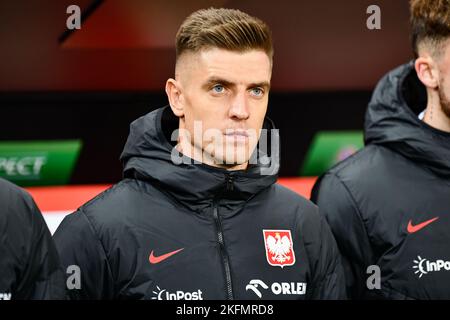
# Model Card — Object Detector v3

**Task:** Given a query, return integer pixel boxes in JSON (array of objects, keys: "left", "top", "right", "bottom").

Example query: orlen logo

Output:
[
  {"left": 245, "top": 279, "right": 307, "bottom": 299},
  {"left": 151, "top": 285, "right": 203, "bottom": 300},
  {"left": 413, "top": 255, "right": 450, "bottom": 278}
]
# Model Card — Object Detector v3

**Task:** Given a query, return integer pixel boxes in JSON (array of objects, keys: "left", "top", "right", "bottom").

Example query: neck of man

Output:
[
  {"left": 176, "top": 125, "right": 249, "bottom": 171},
  {"left": 423, "top": 90, "right": 450, "bottom": 133}
]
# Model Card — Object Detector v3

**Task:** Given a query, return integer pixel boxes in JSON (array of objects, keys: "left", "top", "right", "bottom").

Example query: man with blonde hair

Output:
[{"left": 54, "top": 8, "right": 345, "bottom": 300}]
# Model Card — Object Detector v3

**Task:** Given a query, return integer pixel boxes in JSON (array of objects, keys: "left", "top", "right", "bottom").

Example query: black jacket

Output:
[
  {"left": 0, "top": 178, "right": 65, "bottom": 300},
  {"left": 312, "top": 62, "right": 450, "bottom": 299},
  {"left": 54, "top": 106, "right": 346, "bottom": 300}
]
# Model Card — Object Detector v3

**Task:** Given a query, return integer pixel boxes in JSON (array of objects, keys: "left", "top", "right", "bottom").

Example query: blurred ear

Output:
[
  {"left": 415, "top": 55, "right": 439, "bottom": 89},
  {"left": 165, "top": 78, "right": 185, "bottom": 118}
]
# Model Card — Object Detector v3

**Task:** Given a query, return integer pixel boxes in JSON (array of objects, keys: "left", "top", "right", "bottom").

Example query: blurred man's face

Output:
[{"left": 168, "top": 48, "right": 272, "bottom": 170}]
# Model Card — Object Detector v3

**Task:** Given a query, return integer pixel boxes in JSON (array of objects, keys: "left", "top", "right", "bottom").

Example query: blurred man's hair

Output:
[
  {"left": 175, "top": 8, "right": 273, "bottom": 63},
  {"left": 410, "top": 0, "right": 450, "bottom": 58}
]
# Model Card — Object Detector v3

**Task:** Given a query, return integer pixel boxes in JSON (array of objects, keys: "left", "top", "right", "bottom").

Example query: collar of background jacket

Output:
[
  {"left": 365, "top": 61, "right": 450, "bottom": 180},
  {"left": 120, "top": 106, "right": 279, "bottom": 214}
]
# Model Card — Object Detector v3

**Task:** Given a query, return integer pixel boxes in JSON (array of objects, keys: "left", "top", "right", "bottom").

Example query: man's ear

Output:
[
  {"left": 165, "top": 78, "right": 184, "bottom": 117},
  {"left": 415, "top": 55, "right": 439, "bottom": 89}
]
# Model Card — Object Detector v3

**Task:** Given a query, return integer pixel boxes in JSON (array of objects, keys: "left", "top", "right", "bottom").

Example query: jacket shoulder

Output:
[
  {"left": 0, "top": 178, "right": 39, "bottom": 226},
  {"left": 0, "top": 178, "right": 34, "bottom": 209},
  {"left": 81, "top": 179, "right": 134, "bottom": 209},
  {"left": 327, "top": 145, "right": 378, "bottom": 177},
  {"left": 272, "top": 183, "right": 318, "bottom": 213},
  {"left": 324, "top": 144, "right": 401, "bottom": 184},
  {"left": 269, "top": 184, "right": 320, "bottom": 226},
  {"left": 77, "top": 179, "right": 144, "bottom": 224}
]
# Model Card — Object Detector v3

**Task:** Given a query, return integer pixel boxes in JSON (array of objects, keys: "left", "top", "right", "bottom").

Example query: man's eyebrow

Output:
[
  {"left": 202, "top": 77, "right": 235, "bottom": 89},
  {"left": 202, "top": 77, "right": 270, "bottom": 90}
]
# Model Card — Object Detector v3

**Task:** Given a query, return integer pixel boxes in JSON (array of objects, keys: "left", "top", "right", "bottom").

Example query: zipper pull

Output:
[{"left": 226, "top": 174, "right": 234, "bottom": 192}]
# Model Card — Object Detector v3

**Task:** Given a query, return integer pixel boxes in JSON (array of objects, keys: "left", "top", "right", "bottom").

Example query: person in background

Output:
[
  {"left": 0, "top": 177, "right": 65, "bottom": 299},
  {"left": 312, "top": 0, "right": 450, "bottom": 299}
]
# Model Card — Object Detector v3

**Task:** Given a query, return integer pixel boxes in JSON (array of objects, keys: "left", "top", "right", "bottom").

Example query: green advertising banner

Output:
[
  {"left": 0, "top": 140, "right": 82, "bottom": 186},
  {"left": 301, "top": 131, "right": 364, "bottom": 176}
]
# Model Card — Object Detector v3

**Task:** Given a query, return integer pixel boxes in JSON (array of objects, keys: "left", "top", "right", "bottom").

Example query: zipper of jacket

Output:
[
  {"left": 225, "top": 174, "right": 234, "bottom": 192},
  {"left": 212, "top": 174, "right": 234, "bottom": 300}
]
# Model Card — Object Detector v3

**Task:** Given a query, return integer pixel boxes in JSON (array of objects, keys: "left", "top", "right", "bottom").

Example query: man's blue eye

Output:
[
  {"left": 251, "top": 88, "right": 263, "bottom": 96},
  {"left": 212, "top": 85, "right": 224, "bottom": 93}
]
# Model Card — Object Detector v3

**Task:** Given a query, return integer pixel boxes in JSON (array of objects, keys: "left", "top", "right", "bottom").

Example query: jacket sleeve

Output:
[
  {"left": 311, "top": 173, "right": 375, "bottom": 299},
  {"left": 302, "top": 204, "right": 347, "bottom": 300},
  {"left": 0, "top": 186, "right": 65, "bottom": 300},
  {"left": 53, "top": 209, "right": 115, "bottom": 299}
]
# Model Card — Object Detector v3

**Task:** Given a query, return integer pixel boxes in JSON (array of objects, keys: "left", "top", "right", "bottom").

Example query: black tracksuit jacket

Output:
[
  {"left": 312, "top": 62, "right": 450, "bottom": 299},
  {"left": 54, "top": 106, "right": 346, "bottom": 300},
  {"left": 0, "top": 178, "right": 65, "bottom": 299}
]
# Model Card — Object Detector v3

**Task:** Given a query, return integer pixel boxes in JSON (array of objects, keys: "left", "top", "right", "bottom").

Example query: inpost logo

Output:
[
  {"left": 413, "top": 255, "right": 450, "bottom": 278},
  {"left": 151, "top": 285, "right": 203, "bottom": 300}
]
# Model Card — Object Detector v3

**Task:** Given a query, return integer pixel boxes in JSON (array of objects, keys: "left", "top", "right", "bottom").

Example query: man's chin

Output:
[{"left": 220, "top": 147, "right": 255, "bottom": 165}]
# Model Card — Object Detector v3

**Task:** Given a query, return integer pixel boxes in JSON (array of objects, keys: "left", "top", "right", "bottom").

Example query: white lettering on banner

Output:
[{"left": 0, "top": 156, "right": 46, "bottom": 177}]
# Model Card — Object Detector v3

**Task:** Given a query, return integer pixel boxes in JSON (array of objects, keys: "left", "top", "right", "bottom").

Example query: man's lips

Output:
[
  {"left": 224, "top": 131, "right": 249, "bottom": 143},
  {"left": 224, "top": 130, "right": 249, "bottom": 137}
]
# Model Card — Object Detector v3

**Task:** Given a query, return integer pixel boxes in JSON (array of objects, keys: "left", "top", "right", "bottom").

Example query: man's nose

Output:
[{"left": 229, "top": 92, "right": 250, "bottom": 120}]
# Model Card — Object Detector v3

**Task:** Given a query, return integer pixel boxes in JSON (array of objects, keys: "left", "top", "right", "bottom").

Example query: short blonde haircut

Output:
[{"left": 175, "top": 8, "right": 273, "bottom": 62}]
